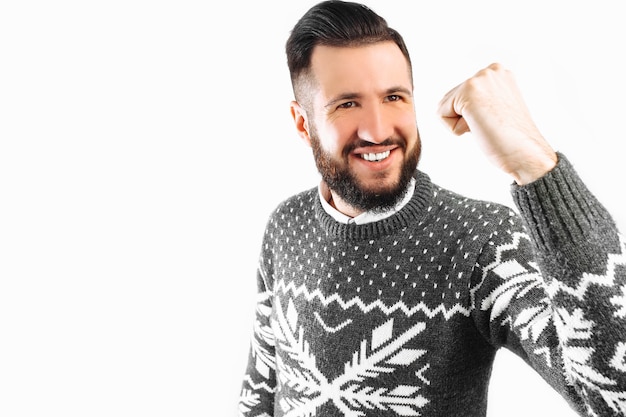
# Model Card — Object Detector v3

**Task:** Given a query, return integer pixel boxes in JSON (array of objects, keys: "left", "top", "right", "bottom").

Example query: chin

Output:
[
  {"left": 358, "top": 172, "right": 401, "bottom": 192},
  {"left": 362, "top": 182, "right": 400, "bottom": 196}
]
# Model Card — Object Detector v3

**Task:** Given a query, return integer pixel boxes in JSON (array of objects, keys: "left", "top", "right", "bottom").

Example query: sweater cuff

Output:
[{"left": 511, "top": 152, "right": 615, "bottom": 255}]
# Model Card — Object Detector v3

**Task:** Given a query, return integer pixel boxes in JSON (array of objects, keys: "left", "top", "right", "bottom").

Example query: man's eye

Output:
[
  {"left": 386, "top": 95, "right": 401, "bottom": 102},
  {"left": 338, "top": 101, "right": 355, "bottom": 109}
]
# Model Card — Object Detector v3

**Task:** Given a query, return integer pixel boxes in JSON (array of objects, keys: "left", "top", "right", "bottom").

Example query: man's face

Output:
[{"left": 297, "top": 41, "right": 421, "bottom": 212}]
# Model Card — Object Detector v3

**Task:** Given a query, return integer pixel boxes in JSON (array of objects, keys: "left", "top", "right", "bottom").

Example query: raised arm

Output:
[{"left": 444, "top": 64, "right": 626, "bottom": 415}]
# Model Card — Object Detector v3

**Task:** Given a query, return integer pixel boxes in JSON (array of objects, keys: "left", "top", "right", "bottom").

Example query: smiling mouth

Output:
[{"left": 361, "top": 150, "right": 391, "bottom": 162}]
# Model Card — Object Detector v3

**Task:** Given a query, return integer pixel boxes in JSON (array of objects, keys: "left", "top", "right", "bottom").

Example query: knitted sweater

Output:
[{"left": 238, "top": 154, "right": 626, "bottom": 416}]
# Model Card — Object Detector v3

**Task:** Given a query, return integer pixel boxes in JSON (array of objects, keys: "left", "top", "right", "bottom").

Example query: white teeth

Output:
[{"left": 361, "top": 150, "right": 391, "bottom": 162}]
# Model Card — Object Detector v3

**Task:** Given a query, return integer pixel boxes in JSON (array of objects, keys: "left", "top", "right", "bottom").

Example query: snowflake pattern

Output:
[
  {"left": 238, "top": 164, "right": 626, "bottom": 417},
  {"left": 478, "top": 231, "right": 626, "bottom": 414},
  {"left": 554, "top": 308, "right": 626, "bottom": 414},
  {"left": 473, "top": 232, "right": 555, "bottom": 368},
  {"left": 251, "top": 291, "right": 276, "bottom": 379},
  {"left": 272, "top": 297, "right": 429, "bottom": 416}
]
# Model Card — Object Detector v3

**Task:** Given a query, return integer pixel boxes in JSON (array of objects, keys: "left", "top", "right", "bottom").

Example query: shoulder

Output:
[
  {"left": 263, "top": 186, "right": 319, "bottom": 230},
  {"left": 431, "top": 183, "right": 520, "bottom": 225},
  {"left": 272, "top": 186, "right": 318, "bottom": 215}
]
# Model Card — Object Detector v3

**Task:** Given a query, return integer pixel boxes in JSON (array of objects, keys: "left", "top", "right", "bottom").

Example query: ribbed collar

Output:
[
  {"left": 314, "top": 170, "right": 434, "bottom": 240},
  {"left": 318, "top": 177, "right": 417, "bottom": 225}
]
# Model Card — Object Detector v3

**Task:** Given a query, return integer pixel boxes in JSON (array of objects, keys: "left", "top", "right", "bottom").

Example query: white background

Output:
[{"left": 1, "top": 1, "right": 624, "bottom": 416}]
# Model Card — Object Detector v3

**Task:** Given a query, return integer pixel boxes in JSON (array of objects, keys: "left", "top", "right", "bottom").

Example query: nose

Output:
[{"left": 357, "top": 103, "right": 393, "bottom": 144}]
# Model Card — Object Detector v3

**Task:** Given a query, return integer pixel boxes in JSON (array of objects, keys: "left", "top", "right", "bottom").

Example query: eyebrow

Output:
[{"left": 324, "top": 86, "right": 413, "bottom": 109}]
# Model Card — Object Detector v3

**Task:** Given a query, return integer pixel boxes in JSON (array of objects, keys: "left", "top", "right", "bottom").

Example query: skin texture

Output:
[
  {"left": 291, "top": 42, "right": 420, "bottom": 218},
  {"left": 291, "top": 44, "right": 558, "bottom": 218},
  {"left": 437, "top": 63, "right": 557, "bottom": 185}
]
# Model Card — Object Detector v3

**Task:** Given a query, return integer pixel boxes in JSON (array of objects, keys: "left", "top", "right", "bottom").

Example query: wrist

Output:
[{"left": 512, "top": 151, "right": 558, "bottom": 185}]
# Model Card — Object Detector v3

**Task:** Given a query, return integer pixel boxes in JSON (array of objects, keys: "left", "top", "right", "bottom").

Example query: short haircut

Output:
[{"left": 286, "top": 0, "right": 413, "bottom": 106}]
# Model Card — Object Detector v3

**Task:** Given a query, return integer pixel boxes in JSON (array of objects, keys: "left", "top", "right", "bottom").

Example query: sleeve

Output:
[
  {"left": 471, "top": 153, "right": 626, "bottom": 416},
  {"left": 238, "top": 258, "right": 276, "bottom": 417}
]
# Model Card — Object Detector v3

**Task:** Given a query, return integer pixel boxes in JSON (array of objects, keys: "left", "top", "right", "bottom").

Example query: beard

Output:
[{"left": 309, "top": 127, "right": 421, "bottom": 213}]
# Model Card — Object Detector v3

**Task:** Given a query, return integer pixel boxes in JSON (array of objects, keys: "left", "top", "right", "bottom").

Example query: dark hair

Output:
[{"left": 286, "top": 0, "right": 412, "bottom": 102}]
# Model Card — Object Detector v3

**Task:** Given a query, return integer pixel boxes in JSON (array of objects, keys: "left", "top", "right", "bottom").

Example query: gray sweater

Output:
[{"left": 239, "top": 154, "right": 626, "bottom": 416}]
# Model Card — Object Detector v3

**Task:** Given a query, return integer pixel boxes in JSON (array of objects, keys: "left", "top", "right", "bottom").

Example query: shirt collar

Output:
[{"left": 318, "top": 177, "right": 416, "bottom": 225}]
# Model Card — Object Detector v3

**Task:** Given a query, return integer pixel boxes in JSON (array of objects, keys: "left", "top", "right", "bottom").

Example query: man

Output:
[{"left": 238, "top": 1, "right": 626, "bottom": 416}]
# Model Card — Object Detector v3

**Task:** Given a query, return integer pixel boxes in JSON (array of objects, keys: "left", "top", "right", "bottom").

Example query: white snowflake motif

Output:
[
  {"left": 252, "top": 292, "right": 277, "bottom": 379},
  {"left": 238, "top": 388, "right": 261, "bottom": 415},
  {"left": 478, "top": 254, "right": 554, "bottom": 366},
  {"left": 554, "top": 308, "right": 626, "bottom": 414},
  {"left": 473, "top": 233, "right": 553, "bottom": 348},
  {"left": 478, "top": 234, "right": 626, "bottom": 414},
  {"left": 273, "top": 297, "right": 429, "bottom": 416}
]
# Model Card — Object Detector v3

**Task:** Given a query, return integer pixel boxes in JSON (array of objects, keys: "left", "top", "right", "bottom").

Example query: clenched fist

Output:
[{"left": 437, "top": 63, "right": 558, "bottom": 185}]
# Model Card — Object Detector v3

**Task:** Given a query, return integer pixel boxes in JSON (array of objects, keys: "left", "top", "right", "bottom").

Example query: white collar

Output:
[{"left": 318, "top": 177, "right": 416, "bottom": 225}]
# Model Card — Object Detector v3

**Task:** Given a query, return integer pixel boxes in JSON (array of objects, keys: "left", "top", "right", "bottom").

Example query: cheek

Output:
[
  {"left": 397, "top": 113, "right": 418, "bottom": 141},
  {"left": 315, "top": 119, "right": 354, "bottom": 155}
]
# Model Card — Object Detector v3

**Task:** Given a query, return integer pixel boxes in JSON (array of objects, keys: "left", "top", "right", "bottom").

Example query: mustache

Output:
[{"left": 343, "top": 137, "right": 405, "bottom": 156}]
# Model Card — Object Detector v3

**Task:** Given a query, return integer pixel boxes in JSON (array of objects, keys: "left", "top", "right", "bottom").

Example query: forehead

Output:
[{"left": 309, "top": 41, "right": 412, "bottom": 97}]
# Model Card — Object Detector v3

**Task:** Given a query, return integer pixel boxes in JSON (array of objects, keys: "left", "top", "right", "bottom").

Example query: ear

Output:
[{"left": 290, "top": 100, "right": 312, "bottom": 147}]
